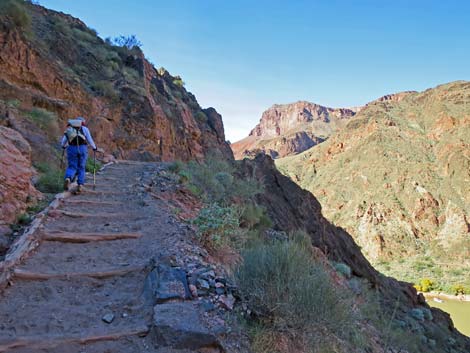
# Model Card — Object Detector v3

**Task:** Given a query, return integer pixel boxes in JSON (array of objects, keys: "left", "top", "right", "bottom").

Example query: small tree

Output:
[
  {"left": 173, "top": 76, "right": 185, "bottom": 88},
  {"left": 111, "top": 35, "right": 142, "bottom": 49}
]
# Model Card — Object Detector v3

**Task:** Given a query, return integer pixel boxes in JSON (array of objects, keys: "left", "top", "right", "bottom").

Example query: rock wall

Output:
[{"left": 0, "top": 127, "right": 40, "bottom": 237}]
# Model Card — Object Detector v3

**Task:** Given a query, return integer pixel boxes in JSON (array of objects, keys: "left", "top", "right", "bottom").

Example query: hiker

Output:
[{"left": 60, "top": 117, "right": 97, "bottom": 193}]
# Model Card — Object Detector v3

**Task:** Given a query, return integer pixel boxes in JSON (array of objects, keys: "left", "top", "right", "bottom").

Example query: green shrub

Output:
[
  {"left": 27, "top": 107, "right": 59, "bottom": 135},
  {"left": 167, "top": 160, "right": 184, "bottom": 174},
  {"left": 451, "top": 284, "right": 468, "bottom": 295},
  {"left": 27, "top": 107, "right": 55, "bottom": 126},
  {"left": 7, "top": 99, "right": 20, "bottom": 108},
  {"left": 173, "top": 77, "right": 185, "bottom": 88},
  {"left": 414, "top": 278, "right": 436, "bottom": 293},
  {"left": 123, "top": 67, "right": 141, "bottom": 85},
  {"left": 35, "top": 162, "right": 63, "bottom": 194},
  {"left": 16, "top": 213, "right": 32, "bottom": 225},
  {"left": 0, "top": 0, "right": 31, "bottom": 30},
  {"left": 333, "top": 262, "right": 352, "bottom": 279},
  {"left": 181, "top": 157, "right": 262, "bottom": 205},
  {"left": 72, "top": 28, "right": 97, "bottom": 43},
  {"left": 91, "top": 80, "right": 119, "bottom": 101},
  {"left": 85, "top": 157, "right": 102, "bottom": 173},
  {"left": 111, "top": 34, "right": 142, "bottom": 49},
  {"left": 192, "top": 203, "right": 240, "bottom": 248},
  {"left": 361, "top": 294, "right": 423, "bottom": 353},
  {"left": 236, "top": 240, "right": 352, "bottom": 334},
  {"left": 195, "top": 111, "right": 208, "bottom": 123},
  {"left": 240, "top": 203, "right": 272, "bottom": 230}
]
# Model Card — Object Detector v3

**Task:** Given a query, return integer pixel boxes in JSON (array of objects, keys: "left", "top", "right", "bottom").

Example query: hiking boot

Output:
[
  {"left": 76, "top": 185, "right": 82, "bottom": 194},
  {"left": 64, "top": 178, "right": 71, "bottom": 191}
]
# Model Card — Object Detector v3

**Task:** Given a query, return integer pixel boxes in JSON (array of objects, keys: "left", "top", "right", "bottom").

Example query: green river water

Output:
[{"left": 427, "top": 297, "right": 470, "bottom": 337}]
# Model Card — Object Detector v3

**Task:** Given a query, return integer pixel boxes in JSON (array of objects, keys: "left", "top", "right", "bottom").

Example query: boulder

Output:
[{"left": 153, "top": 302, "right": 224, "bottom": 351}]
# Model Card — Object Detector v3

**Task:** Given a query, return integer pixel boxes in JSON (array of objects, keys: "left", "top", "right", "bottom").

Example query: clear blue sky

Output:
[{"left": 39, "top": 0, "right": 470, "bottom": 141}]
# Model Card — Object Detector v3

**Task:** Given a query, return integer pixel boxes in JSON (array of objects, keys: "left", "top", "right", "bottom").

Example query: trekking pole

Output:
[
  {"left": 59, "top": 147, "right": 65, "bottom": 190},
  {"left": 93, "top": 149, "right": 96, "bottom": 190},
  {"left": 60, "top": 147, "right": 65, "bottom": 170}
]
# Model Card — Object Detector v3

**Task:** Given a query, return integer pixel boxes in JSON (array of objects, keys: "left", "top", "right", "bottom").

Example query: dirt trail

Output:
[{"left": 0, "top": 162, "right": 234, "bottom": 353}]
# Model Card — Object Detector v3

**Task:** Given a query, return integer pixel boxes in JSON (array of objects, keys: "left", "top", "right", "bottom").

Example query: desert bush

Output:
[
  {"left": 333, "top": 262, "right": 352, "bottom": 279},
  {"left": 167, "top": 160, "right": 184, "bottom": 174},
  {"left": 7, "top": 99, "right": 20, "bottom": 108},
  {"left": 111, "top": 34, "right": 142, "bottom": 49},
  {"left": 173, "top": 76, "right": 185, "bottom": 88},
  {"left": 240, "top": 203, "right": 272, "bottom": 230},
  {"left": 236, "top": 240, "right": 352, "bottom": 335},
  {"left": 414, "top": 278, "right": 436, "bottom": 292},
  {"left": 91, "top": 80, "right": 119, "bottom": 101},
  {"left": 0, "top": 0, "right": 31, "bottom": 30},
  {"left": 35, "top": 162, "right": 63, "bottom": 194},
  {"left": 123, "top": 67, "right": 141, "bottom": 86},
  {"left": 192, "top": 203, "right": 240, "bottom": 248},
  {"left": 51, "top": 15, "right": 72, "bottom": 36},
  {"left": 16, "top": 213, "right": 32, "bottom": 226},
  {"left": 85, "top": 157, "right": 102, "bottom": 173},
  {"left": 195, "top": 111, "right": 208, "bottom": 123},
  {"left": 179, "top": 157, "right": 262, "bottom": 205},
  {"left": 361, "top": 294, "right": 423, "bottom": 353},
  {"left": 451, "top": 284, "right": 469, "bottom": 295},
  {"left": 27, "top": 107, "right": 59, "bottom": 135},
  {"left": 27, "top": 107, "right": 55, "bottom": 126},
  {"left": 72, "top": 27, "right": 97, "bottom": 43}
]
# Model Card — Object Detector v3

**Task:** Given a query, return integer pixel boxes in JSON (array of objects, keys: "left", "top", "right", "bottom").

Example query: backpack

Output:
[{"left": 64, "top": 119, "right": 87, "bottom": 144}]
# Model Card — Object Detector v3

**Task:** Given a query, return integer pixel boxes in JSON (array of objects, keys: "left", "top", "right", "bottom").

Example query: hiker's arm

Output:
[
  {"left": 83, "top": 127, "right": 97, "bottom": 150},
  {"left": 60, "top": 135, "right": 68, "bottom": 148}
]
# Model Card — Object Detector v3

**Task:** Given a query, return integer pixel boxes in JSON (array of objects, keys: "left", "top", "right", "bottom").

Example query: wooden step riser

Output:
[
  {"left": 43, "top": 232, "right": 142, "bottom": 243},
  {"left": 13, "top": 266, "right": 145, "bottom": 280},
  {"left": 0, "top": 326, "right": 150, "bottom": 352}
]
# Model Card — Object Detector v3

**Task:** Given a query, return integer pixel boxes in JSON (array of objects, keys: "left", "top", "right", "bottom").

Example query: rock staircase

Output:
[{"left": 0, "top": 162, "right": 230, "bottom": 353}]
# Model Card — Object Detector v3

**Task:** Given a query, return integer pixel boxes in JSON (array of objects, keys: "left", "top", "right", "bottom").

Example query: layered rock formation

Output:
[
  {"left": 231, "top": 101, "right": 359, "bottom": 159},
  {"left": 277, "top": 81, "right": 470, "bottom": 286},
  {"left": 0, "top": 2, "right": 232, "bottom": 166}
]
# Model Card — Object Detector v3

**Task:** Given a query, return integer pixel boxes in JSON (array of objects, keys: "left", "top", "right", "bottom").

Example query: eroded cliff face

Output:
[
  {"left": 0, "top": 126, "right": 40, "bottom": 239},
  {"left": 231, "top": 101, "right": 358, "bottom": 159},
  {"left": 0, "top": 3, "right": 232, "bottom": 165}
]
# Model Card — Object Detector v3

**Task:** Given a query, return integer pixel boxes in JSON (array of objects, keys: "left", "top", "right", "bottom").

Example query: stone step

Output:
[
  {"left": 43, "top": 231, "right": 142, "bottom": 243},
  {"left": 153, "top": 302, "right": 225, "bottom": 352}
]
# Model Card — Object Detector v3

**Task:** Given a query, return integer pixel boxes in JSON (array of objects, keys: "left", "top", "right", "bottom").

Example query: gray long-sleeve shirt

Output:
[{"left": 61, "top": 126, "right": 97, "bottom": 150}]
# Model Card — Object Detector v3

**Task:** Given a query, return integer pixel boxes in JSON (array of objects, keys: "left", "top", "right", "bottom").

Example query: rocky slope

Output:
[
  {"left": 231, "top": 101, "right": 359, "bottom": 159},
  {"left": 0, "top": 126, "right": 40, "bottom": 246},
  {"left": 0, "top": 0, "right": 232, "bottom": 230},
  {"left": 277, "top": 81, "right": 470, "bottom": 289},
  {"left": 0, "top": 1, "right": 232, "bottom": 164}
]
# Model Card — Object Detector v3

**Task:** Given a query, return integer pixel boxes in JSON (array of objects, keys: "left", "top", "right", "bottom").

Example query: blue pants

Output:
[{"left": 65, "top": 145, "right": 88, "bottom": 185}]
